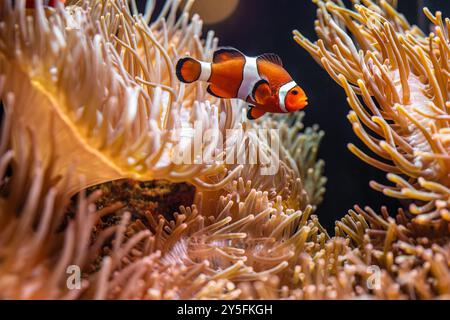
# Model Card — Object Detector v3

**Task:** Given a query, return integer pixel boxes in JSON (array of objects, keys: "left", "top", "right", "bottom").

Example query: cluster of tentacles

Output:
[
  {"left": 291, "top": 0, "right": 450, "bottom": 299},
  {"left": 2, "top": 115, "right": 448, "bottom": 299},
  {"left": 0, "top": 0, "right": 449, "bottom": 300},
  {"left": 0, "top": 0, "right": 327, "bottom": 299},
  {"left": 0, "top": 102, "right": 330, "bottom": 298},
  {"left": 295, "top": 0, "right": 450, "bottom": 226}
]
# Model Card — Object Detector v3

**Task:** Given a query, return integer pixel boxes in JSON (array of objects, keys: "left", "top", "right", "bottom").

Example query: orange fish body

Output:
[{"left": 176, "top": 47, "right": 308, "bottom": 120}]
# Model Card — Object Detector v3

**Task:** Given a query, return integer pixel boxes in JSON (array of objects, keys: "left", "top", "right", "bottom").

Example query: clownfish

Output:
[{"left": 176, "top": 47, "right": 308, "bottom": 120}]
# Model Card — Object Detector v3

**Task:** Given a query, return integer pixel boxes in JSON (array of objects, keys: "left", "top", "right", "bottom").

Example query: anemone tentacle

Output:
[{"left": 294, "top": 0, "right": 450, "bottom": 224}]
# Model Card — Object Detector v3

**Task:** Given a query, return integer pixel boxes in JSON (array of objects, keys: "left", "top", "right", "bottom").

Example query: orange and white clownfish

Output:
[{"left": 175, "top": 47, "right": 308, "bottom": 120}]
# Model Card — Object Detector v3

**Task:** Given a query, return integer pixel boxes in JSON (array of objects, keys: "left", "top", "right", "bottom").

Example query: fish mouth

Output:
[
  {"left": 298, "top": 98, "right": 308, "bottom": 110},
  {"left": 287, "top": 97, "right": 308, "bottom": 112}
]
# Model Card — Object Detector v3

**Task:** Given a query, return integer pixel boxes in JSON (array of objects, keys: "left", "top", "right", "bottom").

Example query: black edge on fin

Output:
[
  {"left": 207, "top": 85, "right": 225, "bottom": 98},
  {"left": 251, "top": 79, "right": 270, "bottom": 101},
  {"left": 257, "top": 53, "right": 283, "bottom": 66},
  {"left": 247, "top": 106, "right": 256, "bottom": 120},
  {"left": 213, "top": 47, "right": 245, "bottom": 63}
]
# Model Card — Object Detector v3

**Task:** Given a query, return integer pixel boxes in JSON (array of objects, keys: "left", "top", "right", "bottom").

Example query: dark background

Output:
[{"left": 157, "top": 0, "right": 449, "bottom": 230}]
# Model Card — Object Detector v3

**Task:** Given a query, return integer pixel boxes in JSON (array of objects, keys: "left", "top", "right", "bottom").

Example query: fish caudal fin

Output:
[{"left": 176, "top": 57, "right": 202, "bottom": 83}]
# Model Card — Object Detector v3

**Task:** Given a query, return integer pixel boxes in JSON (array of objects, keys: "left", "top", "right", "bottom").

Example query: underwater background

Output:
[{"left": 1, "top": 0, "right": 449, "bottom": 299}]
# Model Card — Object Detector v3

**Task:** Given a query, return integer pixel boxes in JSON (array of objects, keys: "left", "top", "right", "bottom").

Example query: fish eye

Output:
[{"left": 291, "top": 90, "right": 298, "bottom": 95}]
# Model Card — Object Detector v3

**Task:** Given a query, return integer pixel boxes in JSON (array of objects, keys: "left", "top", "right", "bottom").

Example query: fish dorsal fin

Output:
[
  {"left": 258, "top": 53, "right": 283, "bottom": 66},
  {"left": 213, "top": 47, "right": 245, "bottom": 63}
]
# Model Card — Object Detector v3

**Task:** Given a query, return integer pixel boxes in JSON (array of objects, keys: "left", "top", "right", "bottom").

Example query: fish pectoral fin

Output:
[
  {"left": 207, "top": 84, "right": 233, "bottom": 99},
  {"left": 247, "top": 106, "right": 266, "bottom": 120},
  {"left": 251, "top": 79, "right": 271, "bottom": 105},
  {"left": 213, "top": 47, "right": 245, "bottom": 63}
]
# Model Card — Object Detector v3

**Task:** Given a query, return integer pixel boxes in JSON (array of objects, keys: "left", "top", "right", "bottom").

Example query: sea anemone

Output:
[
  {"left": 0, "top": 108, "right": 327, "bottom": 299},
  {"left": 0, "top": 0, "right": 328, "bottom": 299},
  {"left": 2, "top": 0, "right": 447, "bottom": 301},
  {"left": 0, "top": 0, "right": 244, "bottom": 197},
  {"left": 294, "top": 0, "right": 450, "bottom": 225}
]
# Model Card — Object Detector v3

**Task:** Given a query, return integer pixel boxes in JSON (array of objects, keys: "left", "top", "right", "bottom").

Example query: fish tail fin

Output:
[{"left": 176, "top": 57, "right": 203, "bottom": 83}]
